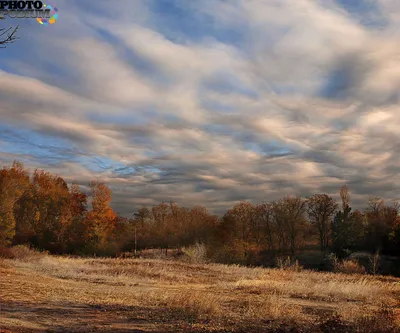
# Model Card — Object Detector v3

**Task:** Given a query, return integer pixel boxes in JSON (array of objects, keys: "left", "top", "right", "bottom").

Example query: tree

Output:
[
  {"left": 271, "top": 196, "right": 308, "bottom": 256},
  {"left": 208, "top": 201, "right": 256, "bottom": 264},
  {"left": 86, "top": 181, "right": 117, "bottom": 253},
  {"left": 66, "top": 184, "right": 88, "bottom": 253},
  {"left": 151, "top": 202, "right": 171, "bottom": 252},
  {"left": 185, "top": 205, "right": 217, "bottom": 245},
  {"left": 364, "top": 197, "right": 399, "bottom": 253},
  {"left": 340, "top": 185, "right": 350, "bottom": 209},
  {"left": 332, "top": 186, "right": 365, "bottom": 257},
  {"left": 225, "top": 201, "right": 256, "bottom": 260},
  {"left": 0, "top": 161, "right": 29, "bottom": 246},
  {"left": 0, "top": 18, "right": 18, "bottom": 47},
  {"left": 307, "top": 194, "right": 338, "bottom": 252},
  {"left": 131, "top": 206, "right": 152, "bottom": 250},
  {"left": 25, "top": 170, "right": 73, "bottom": 252},
  {"left": 254, "top": 203, "right": 275, "bottom": 252}
]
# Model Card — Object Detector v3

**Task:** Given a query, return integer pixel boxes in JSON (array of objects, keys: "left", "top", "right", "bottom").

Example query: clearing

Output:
[{"left": 1, "top": 250, "right": 399, "bottom": 332}]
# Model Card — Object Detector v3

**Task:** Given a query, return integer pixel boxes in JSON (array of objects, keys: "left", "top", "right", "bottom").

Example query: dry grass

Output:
[
  {"left": 1, "top": 247, "right": 399, "bottom": 332},
  {"left": 334, "top": 258, "right": 367, "bottom": 275}
]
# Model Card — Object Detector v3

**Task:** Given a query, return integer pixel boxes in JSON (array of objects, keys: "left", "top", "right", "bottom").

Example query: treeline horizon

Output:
[{"left": 1, "top": 161, "right": 399, "bottom": 265}]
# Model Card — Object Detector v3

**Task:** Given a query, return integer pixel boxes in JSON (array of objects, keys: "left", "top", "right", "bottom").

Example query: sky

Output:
[{"left": 0, "top": 0, "right": 399, "bottom": 215}]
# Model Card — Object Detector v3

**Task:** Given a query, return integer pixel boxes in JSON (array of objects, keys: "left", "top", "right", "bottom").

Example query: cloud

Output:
[{"left": 0, "top": 0, "right": 399, "bottom": 215}]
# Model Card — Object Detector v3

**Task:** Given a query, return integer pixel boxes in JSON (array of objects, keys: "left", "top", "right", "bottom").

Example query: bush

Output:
[
  {"left": 353, "top": 304, "right": 399, "bottom": 333},
  {"left": 156, "top": 290, "right": 221, "bottom": 320},
  {"left": 334, "top": 259, "right": 366, "bottom": 275},
  {"left": 318, "top": 304, "right": 399, "bottom": 333},
  {"left": 0, "top": 246, "right": 14, "bottom": 259},
  {"left": 0, "top": 245, "right": 46, "bottom": 260},
  {"left": 276, "top": 256, "right": 303, "bottom": 272},
  {"left": 181, "top": 243, "right": 208, "bottom": 264},
  {"left": 369, "top": 251, "right": 380, "bottom": 275},
  {"left": 318, "top": 313, "right": 350, "bottom": 333}
]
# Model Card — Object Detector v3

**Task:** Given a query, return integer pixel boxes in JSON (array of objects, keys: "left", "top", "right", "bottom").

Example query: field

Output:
[{"left": 1, "top": 248, "right": 400, "bottom": 333}]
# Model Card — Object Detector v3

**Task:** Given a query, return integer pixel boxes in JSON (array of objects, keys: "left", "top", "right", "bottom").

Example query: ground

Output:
[{"left": 1, "top": 249, "right": 399, "bottom": 332}]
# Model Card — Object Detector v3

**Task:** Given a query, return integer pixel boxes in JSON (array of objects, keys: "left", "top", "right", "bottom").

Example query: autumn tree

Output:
[
  {"left": 307, "top": 194, "right": 338, "bottom": 252},
  {"left": 0, "top": 161, "right": 29, "bottom": 246},
  {"left": 25, "top": 170, "right": 73, "bottom": 252},
  {"left": 206, "top": 201, "right": 255, "bottom": 264},
  {"left": 66, "top": 184, "right": 88, "bottom": 253},
  {"left": 13, "top": 182, "right": 36, "bottom": 244},
  {"left": 186, "top": 205, "right": 217, "bottom": 245},
  {"left": 86, "top": 181, "right": 117, "bottom": 254}
]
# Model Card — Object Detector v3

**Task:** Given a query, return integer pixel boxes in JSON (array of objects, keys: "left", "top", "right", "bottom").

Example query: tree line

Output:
[
  {"left": 208, "top": 188, "right": 400, "bottom": 264},
  {"left": 0, "top": 161, "right": 399, "bottom": 263}
]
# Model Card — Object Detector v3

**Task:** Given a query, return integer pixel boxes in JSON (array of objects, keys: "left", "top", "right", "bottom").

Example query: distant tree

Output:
[
  {"left": 225, "top": 201, "right": 256, "bottom": 260},
  {"left": 0, "top": 161, "right": 29, "bottom": 246},
  {"left": 86, "top": 181, "right": 117, "bottom": 253},
  {"left": 332, "top": 186, "right": 365, "bottom": 257},
  {"left": 340, "top": 185, "right": 350, "bottom": 209},
  {"left": 66, "top": 184, "right": 88, "bottom": 253},
  {"left": 272, "top": 196, "right": 308, "bottom": 256},
  {"left": 135, "top": 206, "right": 151, "bottom": 228},
  {"left": 26, "top": 170, "right": 73, "bottom": 252},
  {"left": 307, "top": 194, "right": 338, "bottom": 252},
  {"left": 151, "top": 202, "right": 171, "bottom": 252},
  {"left": 255, "top": 202, "right": 275, "bottom": 252},
  {"left": 208, "top": 201, "right": 256, "bottom": 264},
  {"left": 364, "top": 197, "right": 399, "bottom": 254},
  {"left": 13, "top": 182, "right": 36, "bottom": 244},
  {"left": 131, "top": 206, "right": 152, "bottom": 249},
  {"left": 390, "top": 220, "right": 400, "bottom": 256}
]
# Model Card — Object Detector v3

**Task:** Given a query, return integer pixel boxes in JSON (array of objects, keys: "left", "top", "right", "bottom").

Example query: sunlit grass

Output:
[{"left": 1, "top": 247, "right": 399, "bottom": 332}]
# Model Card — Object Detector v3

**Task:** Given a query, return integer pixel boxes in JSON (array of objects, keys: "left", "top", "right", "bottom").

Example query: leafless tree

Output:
[
  {"left": 0, "top": 18, "right": 18, "bottom": 48},
  {"left": 272, "top": 196, "right": 307, "bottom": 256},
  {"left": 340, "top": 185, "right": 350, "bottom": 210},
  {"left": 307, "top": 194, "right": 338, "bottom": 252}
]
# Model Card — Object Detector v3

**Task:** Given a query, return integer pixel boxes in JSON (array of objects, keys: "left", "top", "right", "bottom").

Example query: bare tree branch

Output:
[{"left": 0, "top": 17, "right": 19, "bottom": 48}]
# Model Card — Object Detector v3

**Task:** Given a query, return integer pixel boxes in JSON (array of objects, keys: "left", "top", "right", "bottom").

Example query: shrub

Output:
[
  {"left": 276, "top": 256, "right": 303, "bottom": 272},
  {"left": 0, "top": 245, "right": 47, "bottom": 261},
  {"left": 245, "top": 293, "right": 303, "bottom": 322},
  {"left": 181, "top": 243, "right": 208, "bottom": 264},
  {"left": 353, "top": 304, "right": 399, "bottom": 333},
  {"left": 0, "top": 246, "right": 14, "bottom": 259},
  {"left": 333, "top": 259, "right": 366, "bottom": 275},
  {"left": 318, "top": 313, "right": 350, "bottom": 333},
  {"left": 369, "top": 251, "right": 380, "bottom": 275},
  {"left": 157, "top": 290, "right": 221, "bottom": 320},
  {"left": 326, "top": 252, "right": 339, "bottom": 271}
]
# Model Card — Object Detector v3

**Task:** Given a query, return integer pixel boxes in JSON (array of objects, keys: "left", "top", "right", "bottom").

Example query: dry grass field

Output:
[{"left": 1, "top": 247, "right": 399, "bottom": 333}]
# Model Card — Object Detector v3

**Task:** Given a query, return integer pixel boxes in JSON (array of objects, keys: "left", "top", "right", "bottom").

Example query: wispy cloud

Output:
[{"left": 0, "top": 0, "right": 399, "bottom": 214}]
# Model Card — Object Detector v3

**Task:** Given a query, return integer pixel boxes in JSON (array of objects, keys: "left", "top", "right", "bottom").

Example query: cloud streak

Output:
[{"left": 0, "top": 0, "right": 399, "bottom": 214}]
